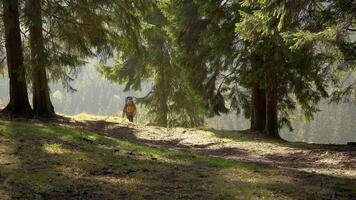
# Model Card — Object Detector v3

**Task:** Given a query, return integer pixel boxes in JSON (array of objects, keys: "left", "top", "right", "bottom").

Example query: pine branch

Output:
[
  {"left": 41, "top": 8, "right": 95, "bottom": 27},
  {"left": 20, "top": 29, "right": 29, "bottom": 40}
]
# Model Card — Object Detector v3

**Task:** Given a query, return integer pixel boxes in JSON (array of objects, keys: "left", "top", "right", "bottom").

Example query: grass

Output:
[
  {"left": 207, "top": 128, "right": 355, "bottom": 150},
  {"left": 0, "top": 119, "right": 355, "bottom": 199}
]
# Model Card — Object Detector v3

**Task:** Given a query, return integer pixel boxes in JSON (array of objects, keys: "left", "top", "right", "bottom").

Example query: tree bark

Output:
[
  {"left": 157, "top": 65, "right": 168, "bottom": 127},
  {"left": 265, "top": 77, "right": 280, "bottom": 139},
  {"left": 27, "top": 0, "right": 55, "bottom": 117},
  {"left": 250, "top": 82, "right": 266, "bottom": 131},
  {"left": 250, "top": 54, "right": 266, "bottom": 132},
  {"left": 1, "top": 0, "right": 33, "bottom": 116},
  {"left": 159, "top": 92, "right": 168, "bottom": 127}
]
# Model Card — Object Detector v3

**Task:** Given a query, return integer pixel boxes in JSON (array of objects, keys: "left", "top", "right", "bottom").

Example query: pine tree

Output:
[
  {"left": 22, "top": 0, "right": 145, "bottom": 117},
  {"left": 26, "top": 0, "right": 55, "bottom": 117},
  {"left": 236, "top": 0, "right": 355, "bottom": 138},
  {"left": 101, "top": 2, "right": 205, "bottom": 127},
  {"left": 1, "top": 0, "right": 33, "bottom": 116}
]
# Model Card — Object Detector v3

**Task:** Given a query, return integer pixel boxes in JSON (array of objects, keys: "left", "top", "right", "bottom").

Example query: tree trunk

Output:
[
  {"left": 1, "top": 0, "right": 33, "bottom": 116},
  {"left": 250, "top": 82, "right": 266, "bottom": 131},
  {"left": 27, "top": 0, "right": 55, "bottom": 117},
  {"left": 157, "top": 65, "right": 168, "bottom": 127},
  {"left": 159, "top": 94, "right": 168, "bottom": 127},
  {"left": 250, "top": 54, "right": 266, "bottom": 132},
  {"left": 265, "top": 78, "right": 280, "bottom": 139}
]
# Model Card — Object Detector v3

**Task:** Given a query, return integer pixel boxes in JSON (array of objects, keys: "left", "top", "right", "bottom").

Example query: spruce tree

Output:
[
  {"left": 101, "top": 2, "right": 205, "bottom": 127},
  {"left": 26, "top": 0, "right": 55, "bottom": 117},
  {"left": 1, "top": 0, "right": 33, "bottom": 116},
  {"left": 236, "top": 0, "right": 355, "bottom": 137},
  {"left": 22, "top": 0, "right": 145, "bottom": 117}
]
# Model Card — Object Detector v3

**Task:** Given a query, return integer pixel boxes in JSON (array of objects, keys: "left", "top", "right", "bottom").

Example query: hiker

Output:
[{"left": 122, "top": 96, "right": 137, "bottom": 122}]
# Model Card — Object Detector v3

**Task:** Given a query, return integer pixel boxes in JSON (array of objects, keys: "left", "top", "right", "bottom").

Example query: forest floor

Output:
[{"left": 0, "top": 113, "right": 355, "bottom": 199}]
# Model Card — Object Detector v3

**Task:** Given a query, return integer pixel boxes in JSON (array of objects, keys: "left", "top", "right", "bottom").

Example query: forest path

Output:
[{"left": 55, "top": 114, "right": 356, "bottom": 179}]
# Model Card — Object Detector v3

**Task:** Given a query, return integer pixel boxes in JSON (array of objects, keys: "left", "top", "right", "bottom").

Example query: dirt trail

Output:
[{"left": 54, "top": 117, "right": 356, "bottom": 179}]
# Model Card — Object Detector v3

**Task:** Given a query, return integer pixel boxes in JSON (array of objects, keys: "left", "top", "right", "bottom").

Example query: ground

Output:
[{"left": 0, "top": 113, "right": 355, "bottom": 200}]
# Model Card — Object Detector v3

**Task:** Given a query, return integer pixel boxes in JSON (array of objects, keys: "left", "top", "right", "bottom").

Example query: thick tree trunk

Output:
[
  {"left": 27, "top": 0, "right": 55, "bottom": 117},
  {"left": 250, "top": 83, "right": 266, "bottom": 132},
  {"left": 265, "top": 78, "right": 280, "bottom": 139},
  {"left": 1, "top": 0, "right": 33, "bottom": 116}
]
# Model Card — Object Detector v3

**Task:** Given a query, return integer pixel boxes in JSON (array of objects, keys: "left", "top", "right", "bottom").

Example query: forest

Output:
[
  {"left": 2, "top": 63, "right": 356, "bottom": 144},
  {"left": 0, "top": 0, "right": 355, "bottom": 199}
]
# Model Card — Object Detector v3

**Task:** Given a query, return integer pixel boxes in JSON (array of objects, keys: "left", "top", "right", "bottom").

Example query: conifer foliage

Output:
[
  {"left": 235, "top": 0, "right": 355, "bottom": 137},
  {"left": 101, "top": 0, "right": 354, "bottom": 133},
  {"left": 100, "top": 2, "right": 205, "bottom": 127},
  {"left": 0, "top": 0, "right": 144, "bottom": 117},
  {"left": 0, "top": 0, "right": 354, "bottom": 136}
]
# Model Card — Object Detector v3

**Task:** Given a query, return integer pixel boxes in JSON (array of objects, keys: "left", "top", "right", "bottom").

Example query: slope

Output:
[{"left": 0, "top": 114, "right": 355, "bottom": 199}]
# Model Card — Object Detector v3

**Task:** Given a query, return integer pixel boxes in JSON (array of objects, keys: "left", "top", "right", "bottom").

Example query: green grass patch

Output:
[{"left": 0, "top": 120, "right": 354, "bottom": 199}]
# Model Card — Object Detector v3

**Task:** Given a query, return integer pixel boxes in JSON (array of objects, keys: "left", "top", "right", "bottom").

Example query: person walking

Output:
[{"left": 122, "top": 96, "right": 137, "bottom": 122}]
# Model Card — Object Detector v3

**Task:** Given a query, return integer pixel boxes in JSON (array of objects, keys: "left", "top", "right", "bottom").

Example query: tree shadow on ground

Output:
[
  {"left": 0, "top": 121, "right": 219, "bottom": 199},
  {"left": 37, "top": 117, "right": 356, "bottom": 179},
  {"left": 208, "top": 128, "right": 356, "bottom": 151},
  {"left": 207, "top": 128, "right": 356, "bottom": 175},
  {"left": 0, "top": 119, "right": 355, "bottom": 199},
  {"left": 49, "top": 116, "right": 249, "bottom": 155}
]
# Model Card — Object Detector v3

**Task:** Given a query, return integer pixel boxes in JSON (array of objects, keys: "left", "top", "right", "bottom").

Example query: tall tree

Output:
[
  {"left": 27, "top": 0, "right": 55, "bottom": 117},
  {"left": 1, "top": 0, "right": 32, "bottom": 116},
  {"left": 236, "top": 0, "right": 355, "bottom": 138},
  {"left": 22, "top": 0, "right": 144, "bottom": 117},
  {"left": 101, "top": 2, "right": 205, "bottom": 127}
]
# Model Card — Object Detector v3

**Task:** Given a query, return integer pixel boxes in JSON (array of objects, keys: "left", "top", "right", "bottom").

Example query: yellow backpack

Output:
[{"left": 125, "top": 104, "right": 136, "bottom": 115}]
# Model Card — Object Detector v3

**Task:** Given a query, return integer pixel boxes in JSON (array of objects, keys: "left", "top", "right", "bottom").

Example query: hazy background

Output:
[{"left": 1, "top": 60, "right": 355, "bottom": 144}]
